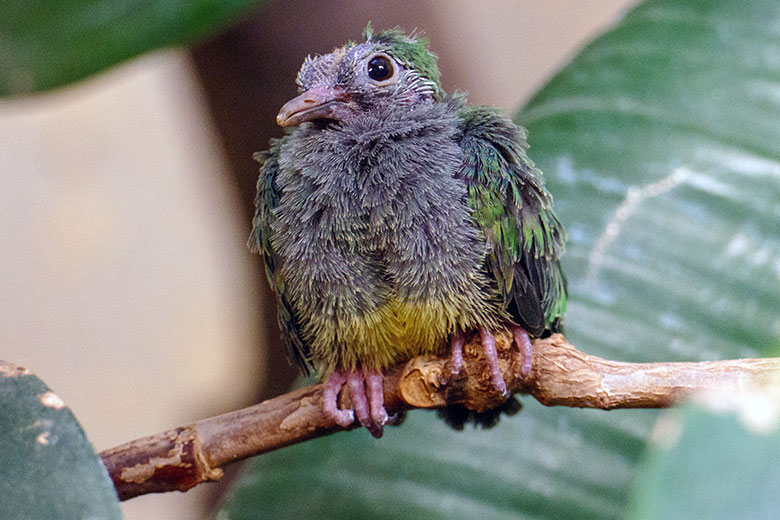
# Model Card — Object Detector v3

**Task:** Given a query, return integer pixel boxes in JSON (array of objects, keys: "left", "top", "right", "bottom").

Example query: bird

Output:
[{"left": 250, "top": 25, "right": 566, "bottom": 438}]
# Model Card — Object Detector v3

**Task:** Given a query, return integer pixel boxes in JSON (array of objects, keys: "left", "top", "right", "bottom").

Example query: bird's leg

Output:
[
  {"left": 509, "top": 324, "right": 533, "bottom": 378},
  {"left": 322, "top": 368, "right": 387, "bottom": 438},
  {"left": 478, "top": 326, "right": 508, "bottom": 396}
]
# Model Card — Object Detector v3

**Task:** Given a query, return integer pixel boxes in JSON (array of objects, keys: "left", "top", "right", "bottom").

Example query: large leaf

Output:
[
  {"left": 0, "top": 0, "right": 269, "bottom": 96},
  {"left": 217, "top": 0, "right": 780, "bottom": 518},
  {"left": 628, "top": 400, "right": 780, "bottom": 519},
  {"left": 0, "top": 361, "right": 122, "bottom": 519}
]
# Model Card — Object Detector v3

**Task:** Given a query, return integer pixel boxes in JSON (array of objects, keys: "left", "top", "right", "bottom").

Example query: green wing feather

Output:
[
  {"left": 457, "top": 106, "right": 567, "bottom": 336},
  {"left": 249, "top": 140, "right": 314, "bottom": 375}
]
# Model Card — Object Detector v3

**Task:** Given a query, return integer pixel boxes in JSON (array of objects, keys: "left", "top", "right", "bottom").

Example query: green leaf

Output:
[
  {"left": 218, "top": 409, "right": 633, "bottom": 520},
  {"left": 217, "top": 0, "right": 780, "bottom": 518},
  {"left": 0, "top": 361, "right": 122, "bottom": 520},
  {"left": 628, "top": 402, "right": 780, "bottom": 519},
  {"left": 522, "top": 0, "right": 780, "bottom": 365},
  {"left": 0, "top": 0, "right": 270, "bottom": 96}
]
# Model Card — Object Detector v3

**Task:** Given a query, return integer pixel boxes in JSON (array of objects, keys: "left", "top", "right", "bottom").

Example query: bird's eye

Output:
[{"left": 367, "top": 55, "right": 394, "bottom": 83}]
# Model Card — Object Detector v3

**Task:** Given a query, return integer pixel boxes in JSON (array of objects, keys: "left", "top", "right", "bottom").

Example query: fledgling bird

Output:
[{"left": 250, "top": 26, "right": 566, "bottom": 438}]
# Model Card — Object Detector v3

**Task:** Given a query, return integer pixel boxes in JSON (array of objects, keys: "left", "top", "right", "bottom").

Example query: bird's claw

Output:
[{"left": 323, "top": 368, "right": 387, "bottom": 438}]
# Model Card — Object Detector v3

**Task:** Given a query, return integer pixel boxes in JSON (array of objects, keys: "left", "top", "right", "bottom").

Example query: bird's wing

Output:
[
  {"left": 457, "top": 106, "right": 567, "bottom": 336},
  {"left": 250, "top": 140, "right": 314, "bottom": 375}
]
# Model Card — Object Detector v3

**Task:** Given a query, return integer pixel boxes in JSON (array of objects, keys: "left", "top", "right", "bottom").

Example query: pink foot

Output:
[
  {"left": 447, "top": 326, "right": 533, "bottom": 397},
  {"left": 322, "top": 368, "right": 387, "bottom": 438},
  {"left": 447, "top": 328, "right": 507, "bottom": 396}
]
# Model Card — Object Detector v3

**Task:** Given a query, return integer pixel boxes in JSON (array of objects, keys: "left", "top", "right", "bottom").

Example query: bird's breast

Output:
[{"left": 274, "top": 121, "right": 503, "bottom": 369}]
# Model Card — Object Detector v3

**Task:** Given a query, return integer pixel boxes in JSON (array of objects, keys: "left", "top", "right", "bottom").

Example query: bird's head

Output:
[{"left": 276, "top": 25, "right": 443, "bottom": 127}]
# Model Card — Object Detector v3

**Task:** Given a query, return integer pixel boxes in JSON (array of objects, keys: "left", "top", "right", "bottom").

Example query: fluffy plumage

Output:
[{"left": 251, "top": 26, "right": 566, "bottom": 436}]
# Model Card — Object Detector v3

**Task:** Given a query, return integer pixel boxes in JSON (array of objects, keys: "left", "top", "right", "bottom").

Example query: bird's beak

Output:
[{"left": 276, "top": 86, "right": 352, "bottom": 127}]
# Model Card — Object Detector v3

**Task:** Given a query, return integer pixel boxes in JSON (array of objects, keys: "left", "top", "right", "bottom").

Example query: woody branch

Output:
[{"left": 99, "top": 332, "right": 780, "bottom": 500}]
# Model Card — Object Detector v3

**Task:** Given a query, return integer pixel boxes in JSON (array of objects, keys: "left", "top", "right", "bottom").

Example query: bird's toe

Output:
[
  {"left": 445, "top": 331, "right": 467, "bottom": 383},
  {"left": 323, "top": 371, "right": 356, "bottom": 428},
  {"left": 365, "top": 370, "right": 388, "bottom": 427},
  {"left": 509, "top": 325, "right": 533, "bottom": 378},
  {"left": 478, "top": 326, "right": 509, "bottom": 397}
]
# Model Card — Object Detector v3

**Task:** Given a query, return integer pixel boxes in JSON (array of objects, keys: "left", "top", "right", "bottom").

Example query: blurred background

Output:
[{"left": 0, "top": 2, "right": 636, "bottom": 518}]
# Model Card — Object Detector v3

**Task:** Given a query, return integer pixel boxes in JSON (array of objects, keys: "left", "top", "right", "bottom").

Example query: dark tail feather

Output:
[{"left": 436, "top": 396, "right": 523, "bottom": 430}]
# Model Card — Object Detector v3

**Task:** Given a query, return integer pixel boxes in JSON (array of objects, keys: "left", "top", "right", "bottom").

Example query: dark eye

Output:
[{"left": 367, "top": 55, "right": 394, "bottom": 82}]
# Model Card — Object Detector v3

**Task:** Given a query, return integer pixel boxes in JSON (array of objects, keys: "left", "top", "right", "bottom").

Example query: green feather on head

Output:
[{"left": 363, "top": 22, "right": 443, "bottom": 99}]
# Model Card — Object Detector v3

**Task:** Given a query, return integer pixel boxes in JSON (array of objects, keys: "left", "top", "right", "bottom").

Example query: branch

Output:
[{"left": 100, "top": 333, "right": 780, "bottom": 500}]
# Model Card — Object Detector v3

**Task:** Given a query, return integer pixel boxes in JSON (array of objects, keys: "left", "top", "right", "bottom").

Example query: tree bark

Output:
[{"left": 100, "top": 332, "right": 780, "bottom": 500}]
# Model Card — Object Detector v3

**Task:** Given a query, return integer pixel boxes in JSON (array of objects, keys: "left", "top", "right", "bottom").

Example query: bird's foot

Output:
[
  {"left": 322, "top": 368, "right": 388, "bottom": 438},
  {"left": 445, "top": 328, "right": 506, "bottom": 396},
  {"left": 446, "top": 326, "right": 533, "bottom": 397}
]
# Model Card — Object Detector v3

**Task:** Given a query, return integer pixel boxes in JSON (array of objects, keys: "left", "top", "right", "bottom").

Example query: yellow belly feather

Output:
[{"left": 312, "top": 295, "right": 502, "bottom": 374}]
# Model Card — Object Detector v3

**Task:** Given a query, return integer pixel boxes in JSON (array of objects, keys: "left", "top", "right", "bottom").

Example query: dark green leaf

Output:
[
  {"left": 218, "top": 409, "right": 636, "bottom": 520},
  {"left": 523, "top": 0, "right": 780, "bottom": 366},
  {"left": 0, "top": 361, "right": 122, "bottom": 520},
  {"left": 628, "top": 402, "right": 780, "bottom": 519},
  {"left": 0, "top": 0, "right": 270, "bottom": 95},
  {"left": 218, "top": 0, "right": 780, "bottom": 518}
]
